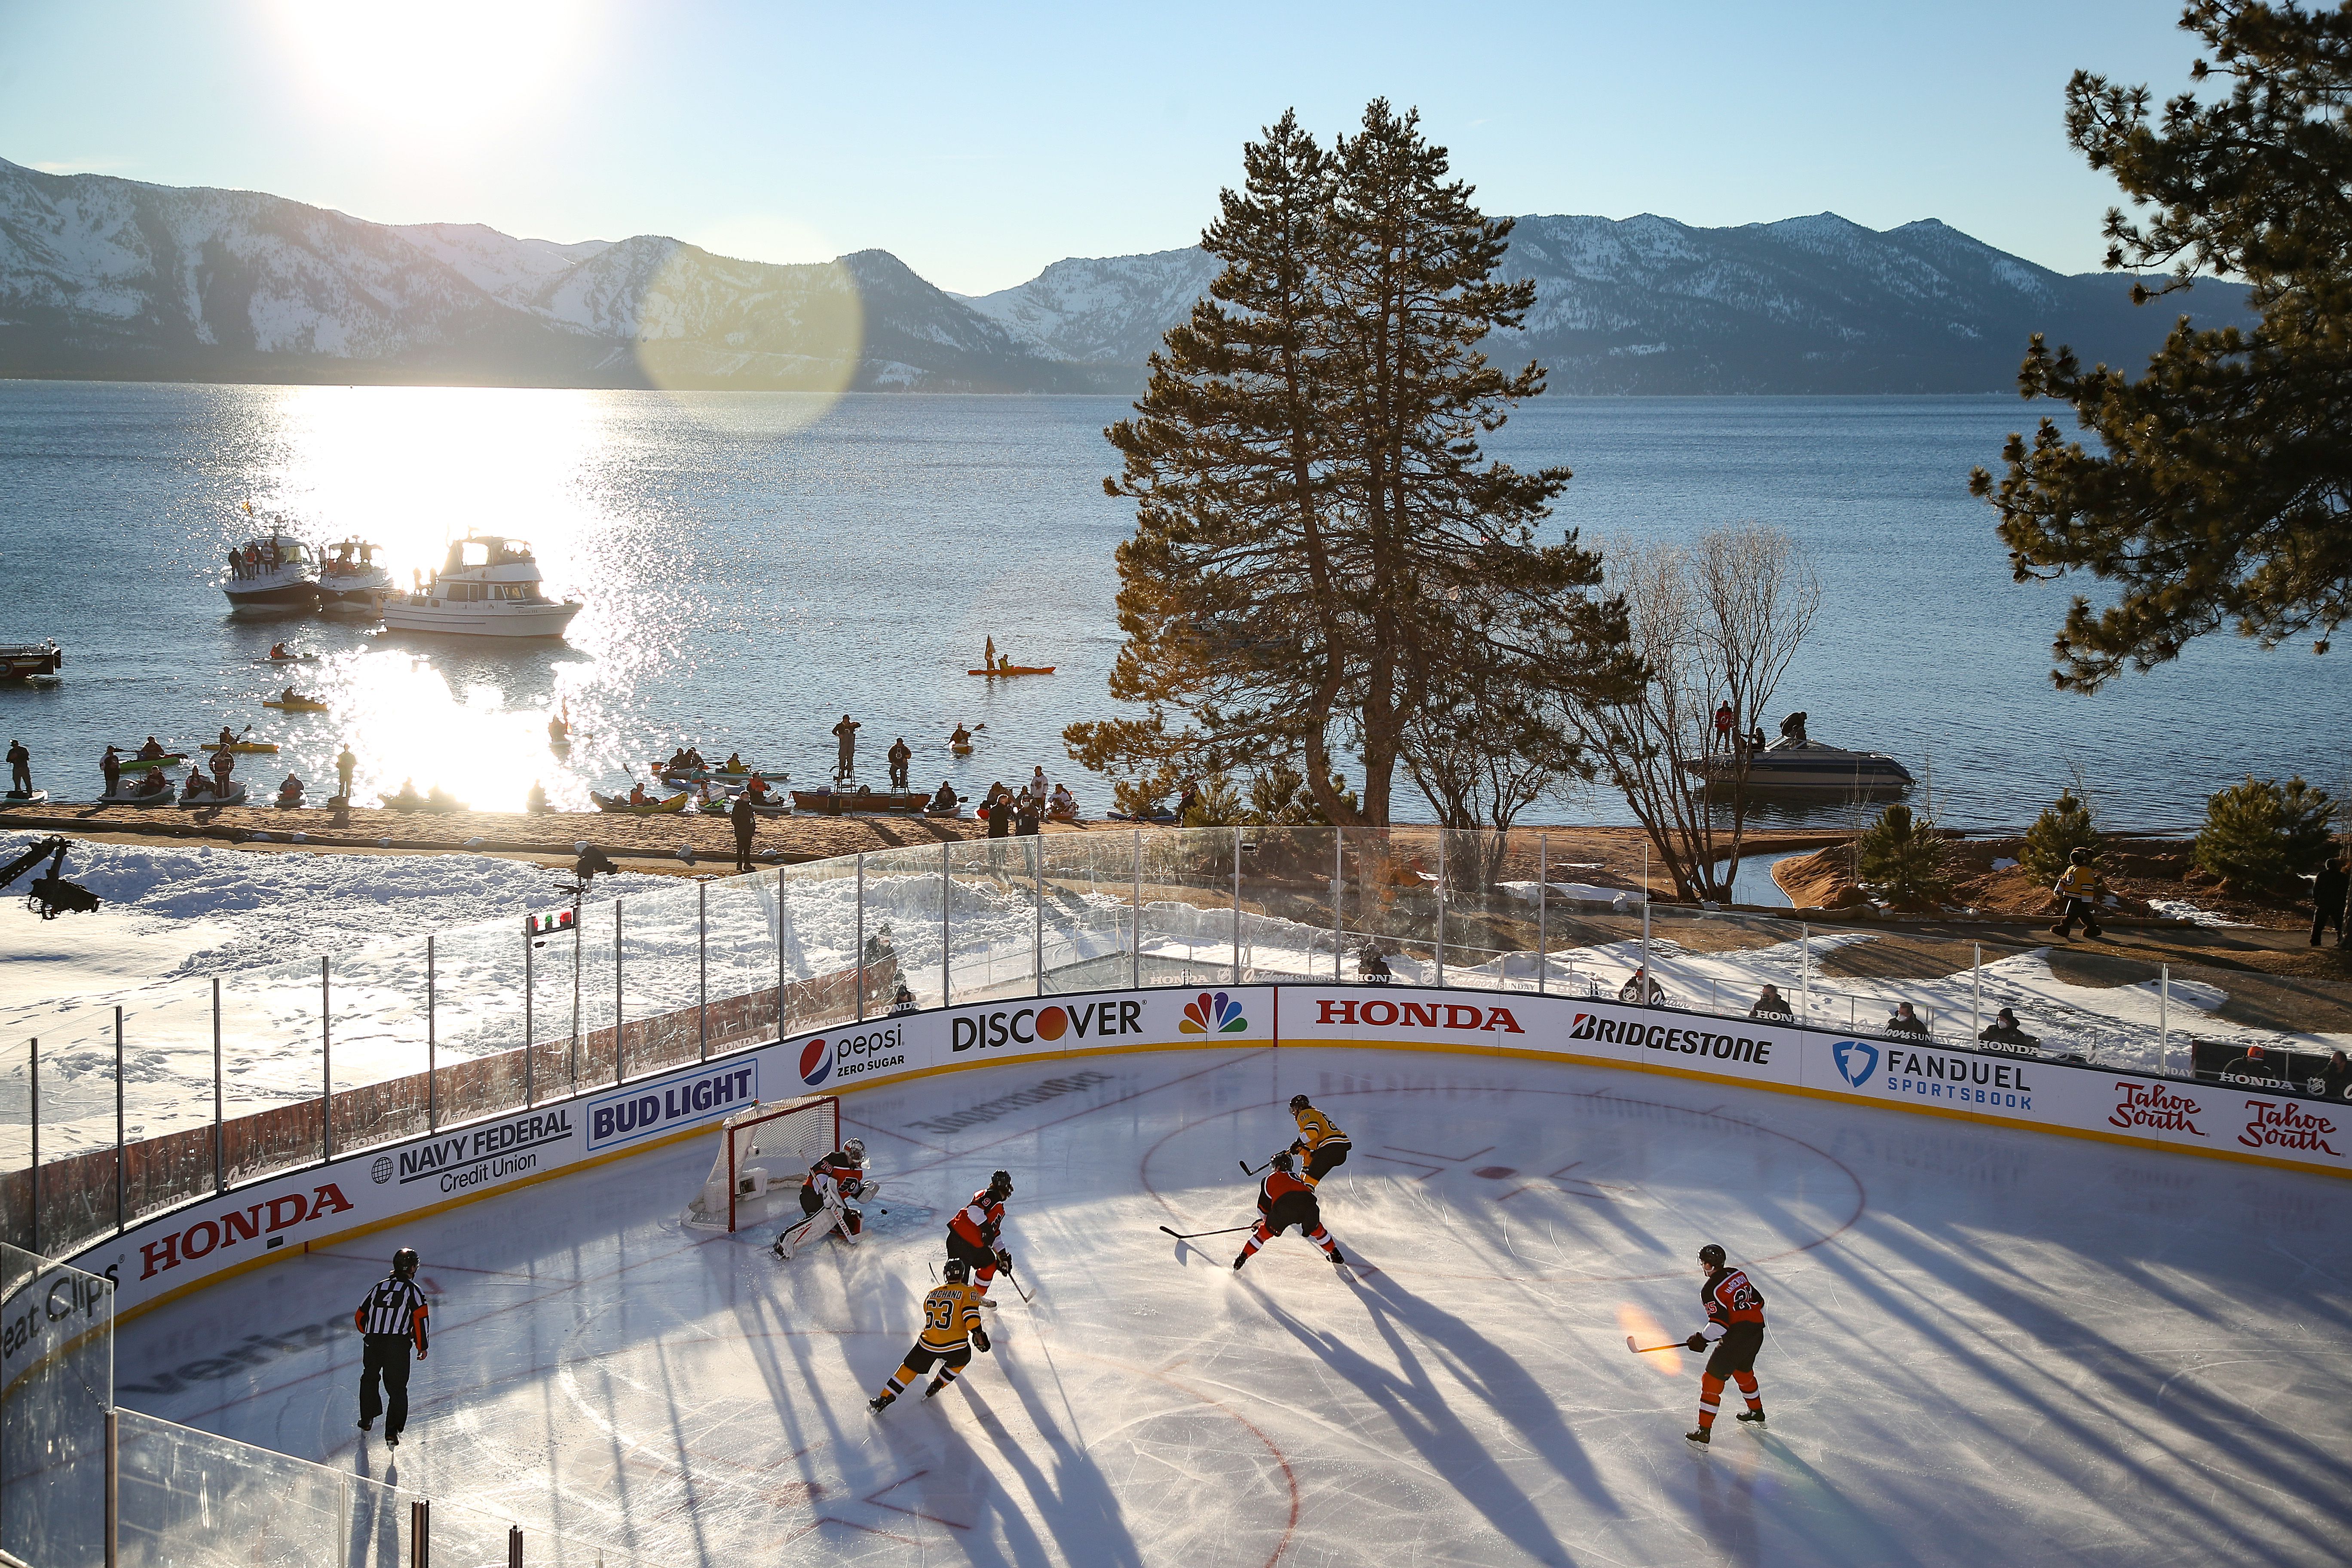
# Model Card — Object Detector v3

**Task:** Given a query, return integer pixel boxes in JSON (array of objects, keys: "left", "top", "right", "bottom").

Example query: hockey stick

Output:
[
  {"left": 1625, "top": 1335, "right": 1694, "bottom": 1355},
  {"left": 1159, "top": 1224, "right": 1256, "bottom": 1241},
  {"left": 1239, "top": 1158, "right": 1272, "bottom": 1176}
]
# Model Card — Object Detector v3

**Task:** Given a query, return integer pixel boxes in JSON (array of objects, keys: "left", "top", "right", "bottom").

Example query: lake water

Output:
[{"left": 0, "top": 381, "right": 2340, "bottom": 832}]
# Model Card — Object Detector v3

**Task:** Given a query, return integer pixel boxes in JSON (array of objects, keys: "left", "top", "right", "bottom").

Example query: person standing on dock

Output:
[
  {"left": 100, "top": 745, "right": 120, "bottom": 797},
  {"left": 832, "top": 715, "right": 861, "bottom": 784},
  {"left": 336, "top": 744, "right": 357, "bottom": 802},
  {"left": 888, "top": 737, "right": 912, "bottom": 791},
  {"left": 6, "top": 739, "right": 29, "bottom": 796},
  {"left": 355, "top": 1247, "right": 429, "bottom": 1448},
  {"left": 730, "top": 788, "right": 756, "bottom": 874}
]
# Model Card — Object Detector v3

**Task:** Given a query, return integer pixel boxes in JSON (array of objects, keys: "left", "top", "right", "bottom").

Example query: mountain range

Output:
[{"left": 0, "top": 156, "right": 2251, "bottom": 395}]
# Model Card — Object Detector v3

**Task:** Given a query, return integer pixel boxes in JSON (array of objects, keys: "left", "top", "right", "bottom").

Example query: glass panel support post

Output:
[
  {"left": 855, "top": 854, "right": 867, "bottom": 1023},
  {"left": 941, "top": 842, "right": 953, "bottom": 1010},
  {"left": 27, "top": 1038, "right": 37, "bottom": 1254},
  {"left": 410, "top": 1499, "right": 429, "bottom": 1568},
  {"left": 104, "top": 1408, "right": 118, "bottom": 1568},
  {"left": 1639, "top": 891, "right": 1651, "bottom": 1005},
  {"left": 1800, "top": 922, "right": 1810, "bottom": 1018},
  {"left": 426, "top": 934, "right": 438, "bottom": 1133},
  {"left": 1434, "top": 830, "right": 1446, "bottom": 989},
  {"left": 212, "top": 977, "right": 224, "bottom": 1192},
  {"left": 1332, "top": 829, "right": 1344, "bottom": 980},
  {"left": 1971, "top": 943, "right": 1982, "bottom": 1041},
  {"left": 1131, "top": 830, "right": 1143, "bottom": 991},
  {"left": 776, "top": 867, "right": 787, "bottom": 1039},
  {"left": 321, "top": 958, "right": 333, "bottom": 1162},
  {"left": 523, "top": 919, "right": 534, "bottom": 1109},
  {"left": 613, "top": 898, "right": 624, "bottom": 1086},
  {"left": 1231, "top": 828, "right": 1243, "bottom": 986},
  {"left": 1032, "top": 841, "right": 1044, "bottom": 998},
  {"left": 698, "top": 879, "right": 709, "bottom": 1060},
  {"left": 1537, "top": 832, "right": 1548, "bottom": 995},
  {"left": 114, "top": 1004, "right": 125, "bottom": 1230},
  {"left": 2160, "top": 964, "right": 2171, "bottom": 1075}
]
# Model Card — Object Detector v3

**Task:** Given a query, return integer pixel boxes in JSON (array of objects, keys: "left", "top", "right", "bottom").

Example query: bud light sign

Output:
[{"left": 586, "top": 1062, "right": 757, "bottom": 1152}]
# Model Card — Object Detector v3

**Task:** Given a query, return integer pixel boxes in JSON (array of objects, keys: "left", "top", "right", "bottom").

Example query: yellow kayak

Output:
[
  {"left": 263, "top": 697, "right": 328, "bottom": 713},
  {"left": 202, "top": 741, "right": 281, "bottom": 753}
]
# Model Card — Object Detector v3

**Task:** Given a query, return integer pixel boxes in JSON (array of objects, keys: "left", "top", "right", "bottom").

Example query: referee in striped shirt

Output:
[{"left": 355, "top": 1247, "right": 429, "bottom": 1447}]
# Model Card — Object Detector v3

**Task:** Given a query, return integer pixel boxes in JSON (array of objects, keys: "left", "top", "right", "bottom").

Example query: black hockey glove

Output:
[
  {"left": 972, "top": 1325, "right": 992, "bottom": 1354},
  {"left": 994, "top": 1246, "right": 1014, "bottom": 1275},
  {"left": 1685, "top": 1333, "right": 1707, "bottom": 1353},
  {"left": 1289, "top": 1139, "right": 1305, "bottom": 1154}
]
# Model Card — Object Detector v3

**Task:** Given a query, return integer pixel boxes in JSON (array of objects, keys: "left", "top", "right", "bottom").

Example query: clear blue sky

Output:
[{"left": 0, "top": 0, "right": 2209, "bottom": 296}]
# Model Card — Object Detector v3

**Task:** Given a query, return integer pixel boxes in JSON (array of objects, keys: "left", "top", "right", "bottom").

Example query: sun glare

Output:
[{"left": 269, "top": 0, "right": 596, "bottom": 141}]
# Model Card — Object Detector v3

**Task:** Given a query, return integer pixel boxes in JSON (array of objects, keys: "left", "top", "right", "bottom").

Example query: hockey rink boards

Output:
[{"left": 111, "top": 1041, "right": 2351, "bottom": 1567}]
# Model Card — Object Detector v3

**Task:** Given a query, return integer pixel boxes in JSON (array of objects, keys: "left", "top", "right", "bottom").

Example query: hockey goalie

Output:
[{"left": 772, "top": 1139, "right": 878, "bottom": 1260}]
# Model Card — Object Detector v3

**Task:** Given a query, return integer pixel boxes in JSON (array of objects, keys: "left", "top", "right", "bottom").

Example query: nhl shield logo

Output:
[{"left": 1833, "top": 1039, "right": 1879, "bottom": 1088}]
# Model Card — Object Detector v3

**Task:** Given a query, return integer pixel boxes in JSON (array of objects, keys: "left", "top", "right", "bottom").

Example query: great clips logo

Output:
[{"left": 1180, "top": 992, "right": 1248, "bottom": 1035}]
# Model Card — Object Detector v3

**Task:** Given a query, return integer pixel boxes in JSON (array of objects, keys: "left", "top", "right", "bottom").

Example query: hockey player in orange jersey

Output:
[
  {"left": 1234, "top": 1152, "right": 1346, "bottom": 1270},
  {"left": 1684, "top": 1242, "right": 1767, "bottom": 1444}
]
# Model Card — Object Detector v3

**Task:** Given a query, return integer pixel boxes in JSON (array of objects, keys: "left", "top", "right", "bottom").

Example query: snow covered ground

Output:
[
  {"left": 8, "top": 833, "right": 2348, "bottom": 1158},
  {"left": 115, "top": 1045, "right": 2352, "bottom": 1567}
]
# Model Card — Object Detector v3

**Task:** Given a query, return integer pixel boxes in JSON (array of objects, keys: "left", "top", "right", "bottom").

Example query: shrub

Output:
[
  {"left": 1856, "top": 802, "right": 1951, "bottom": 909},
  {"left": 2194, "top": 775, "right": 2336, "bottom": 893},
  {"left": 2019, "top": 790, "right": 2101, "bottom": 884}
]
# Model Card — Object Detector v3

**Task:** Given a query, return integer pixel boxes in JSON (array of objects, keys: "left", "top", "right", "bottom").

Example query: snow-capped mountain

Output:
[
  {"left": 0, "top": 155, "right": 2250, "bottom": 394},
  {"left": 0, "top": 158, "right": 1084, "bottom": 390},
  {"left": 973, "top": 211, "right": 2253, "bottom": 395}
]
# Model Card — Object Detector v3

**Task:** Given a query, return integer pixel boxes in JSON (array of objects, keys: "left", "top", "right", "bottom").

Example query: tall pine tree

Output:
[{"left": 1071, "top": 103, "right": 1635, "bottom": 825}]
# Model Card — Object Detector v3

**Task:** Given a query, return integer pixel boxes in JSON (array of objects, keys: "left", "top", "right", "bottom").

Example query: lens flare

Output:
[
  {"left": 1617, "top": 1302, "right": 1684, "bottom": 1378},
  {"left": 632, "top": 248, "right": 864, "bottom": 432}
]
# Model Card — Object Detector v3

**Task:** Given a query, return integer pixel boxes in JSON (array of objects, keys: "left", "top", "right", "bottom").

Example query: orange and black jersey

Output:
[
  {"left": 804, "top": 1151, "right": 861, "bottom": 1197},
  {"left": 949, "top": 1190, "right": 1004, "bottom": 1251},
  {"left": 916, "top": 1283, "right": 986, "bottom": 1354},
  {"left": 1257, "top": 1169, "right": 1320, "bottom": 1228},
  {"left": 1703, "top": 1266, "right": 1766, "bottom": 1329}
]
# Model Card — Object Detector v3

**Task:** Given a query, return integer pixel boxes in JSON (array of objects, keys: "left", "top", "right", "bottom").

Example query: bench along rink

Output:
[{"left": 118, "top": 1045, "right": 2351, "bottom": 1566}]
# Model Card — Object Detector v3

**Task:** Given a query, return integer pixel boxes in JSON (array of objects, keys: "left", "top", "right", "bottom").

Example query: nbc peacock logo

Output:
[{"left": 1179, "top": 992, "right": 1249, "bottom": 1035}]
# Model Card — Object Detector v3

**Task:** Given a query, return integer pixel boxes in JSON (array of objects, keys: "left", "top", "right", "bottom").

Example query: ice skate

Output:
[
  {"left": 924, "top": 1375, "right": 950, "bottom": 1400},
  {"left": 1736, "top": 1409, "right": 1766, "bottom": 1426},
  {"left": 1233, "top": 1251, "right": 1249, "bottom": 1270},
  {"left": 1685, "top": 1427, "right": 1710, "bottom": 1445},
  {"left": 869, "top": 1391, "right": 894, "bottom": 1415}
]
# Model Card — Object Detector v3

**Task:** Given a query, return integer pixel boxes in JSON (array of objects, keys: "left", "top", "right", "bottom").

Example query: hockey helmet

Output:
[
  {"left": 1697, "top": 1243, "right": 1726, "bottom": 1270},
  {"left": 988, "top": 1170, "right": 1014, "bottom": 1200},
  {"left": 1289, "top": 1094, "right": 1312, "bottom": 1112},
  {"left": 843, "top": 1138, "right": 867, "bottom": 1164},
  {"left": 943, "top": 1256, "right": 971, "bottom": 1284},
  {"left": 1270, "top": 1151, "right": 1295, "bottom": 1173},
  {"left": 392, "top": 1246, "right": 420, "bottom": 1279}
]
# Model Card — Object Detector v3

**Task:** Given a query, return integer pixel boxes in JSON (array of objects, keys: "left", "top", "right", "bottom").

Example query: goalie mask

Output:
[
  {"left": 843, "top": 1138, "right": 867, "bottom": 1165},
  {"left": 943, "top": 1256, "right": 971, "bottom": 1284}
]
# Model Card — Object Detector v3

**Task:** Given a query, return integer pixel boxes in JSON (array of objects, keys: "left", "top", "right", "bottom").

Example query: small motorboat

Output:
[
  {"left": 179, "top": 778, "right": 249, "bottom": 808},
  {"left": 592, "top": 790, "right": 689, "bottom": 815},
  {"left": 223, "top": 533, "right": 319, "bottom": 612},
  {"left": 0, "top": 641, "right": 63, "bottom": 681},
  {"left": 317, "top": 539, "right": 392, "bottom": 612},
  {"left": 791, "top": 787, "right": 932, "bottom": 815},
  {"left": 381, "top": 533, "right": 582, "bottom": 640},
  {"left": 263, "top": 695, "right": 330, "bottom": 713},
  {"left": 202, "top": 740, "right": 281, "bottom": 754},
  {"left": 1, "top": 789, "right": 49, "bottom": 808},
  {"left": 1682, "top": 712, "right": 1914, "bottom": 795}
]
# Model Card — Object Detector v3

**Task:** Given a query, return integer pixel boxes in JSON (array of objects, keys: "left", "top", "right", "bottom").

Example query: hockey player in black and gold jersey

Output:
[
  {"left": 870, "top": 1257, "right": 991, "bottom": 1412},
  {"left": 1286, "top": 1094, "right": 1350, "bottom": 1185}
]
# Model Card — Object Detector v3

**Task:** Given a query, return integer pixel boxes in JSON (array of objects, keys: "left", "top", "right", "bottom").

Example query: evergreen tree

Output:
[
  {"left": 1971, "top": 3, "right": 2352, "bottom": 689},
  {"left": 1069, "top": 103, "right": 1636, "bottom": 826},
  {"left": 2020, "top": 790, "right": 2103, "bottom": 883},
  {"left": 2194, "top": 773, "right": 2337, "bottom": 890},
  {"left": 1856, "top": 803, "right": 1952, "bottom": 909}
]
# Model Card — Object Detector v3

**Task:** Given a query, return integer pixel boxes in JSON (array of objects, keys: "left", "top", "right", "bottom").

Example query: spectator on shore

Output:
[
  {"left": 2221, "top": 1042, "right": 2281, "bottom": 1082},
  {"left": 101, "top": 745, "right": 120, "bottom": 796},
  {"left": 1885, "top": 1002, "right": 1929, "bottom": 1038},
  {"left": 2050, "top": 848, "right": 2105, "bottom": 940},
  {"left": 2321, "top": 1049, "right": 2350, "bottom": 1102},
  {"left": 888, "top": 738, "right": 912, "bottom": 792},
  {"left": 831, "top": 715, "right": 860, "bottom": 783},
  {"left": 336, "top": 744, "right": 357, "bottom": 802},
  {"left": 1749, "top": 984, "right": 1793, "bottom": 1021},
  {"left": 730, "top": 790, "right": 756, "bottom": 874},
  {"left": 1619, "top": 967, "right": 1666, "bottom": 1006},
  {"left": 985, "top": 787, "right": 1012, "bottom": 839},
  {"left": 2312, "top": 856, "right": 2350, "bottom": 948},
  {"left": 1176, "top": 777, "right": 1201, "bottom": 821},
  {"left": 1015, "top": 794, "right": 1042, "bottom": 836},
  {"left": 7, "top": 738, "right": 30, "bottom": 797},
  {"left": 1359, "top": 944, "right": 1393, "bottom": 985},
  {"left": 525, "top": 781, "right": 547, "bottom": 815},
  {"left": 1979, "top": 1008, "right": 2040, "bottom": 1050}
]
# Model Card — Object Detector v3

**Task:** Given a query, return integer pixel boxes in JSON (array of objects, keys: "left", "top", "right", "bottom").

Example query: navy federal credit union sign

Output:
[{"left": 586, "top": 1060, "right": 759, "bottom": 1152}]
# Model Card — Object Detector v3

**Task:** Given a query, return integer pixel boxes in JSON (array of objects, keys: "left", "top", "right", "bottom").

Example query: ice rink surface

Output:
[{"left": 119, "top": 1046, "right": 2352, "bottom": 1567}]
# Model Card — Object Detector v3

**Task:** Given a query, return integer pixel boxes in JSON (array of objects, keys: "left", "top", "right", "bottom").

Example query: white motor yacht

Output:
[
  {"left": 222, "top": 535, "right": 319, "bottom": 612},
  {"left": 379, "top": 534, "right": 582, "bottom": 640},
  {"left": 1683, "top": 712, "right": 1914, "bottom": 794},
  {"left": 318, "top": 538, "right": 392, "bottom": 612}
]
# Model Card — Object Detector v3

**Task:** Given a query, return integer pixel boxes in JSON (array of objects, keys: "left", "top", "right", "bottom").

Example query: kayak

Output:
[
  {"left": 968, "top": 666, "right": 1055, "bottom": 677},
  {"left": 950, "top": 743, "right": 974, "bottom": 755},
  {"left": 117, "top": 754, "right": 186, "bottom": 772},
  {"left": 591, "top": 790, "right": 689, "bottom": 815},
  {"left": 263, "top": 698, "right": 329, "bottom": 712},
  {"left": 180, "top": 782, "right": 249, "bottom": 807},
  {"left": 202, "top": 741, "right": 281, "bottom": 754},
  {"left": 253, "top": 654, "right": 319, "bottom": 664}
]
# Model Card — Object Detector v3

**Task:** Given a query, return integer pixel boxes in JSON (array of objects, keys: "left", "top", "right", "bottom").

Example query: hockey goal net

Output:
[{"left": 681, "top": 1094, "right": 841, "bottom": 1232}]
